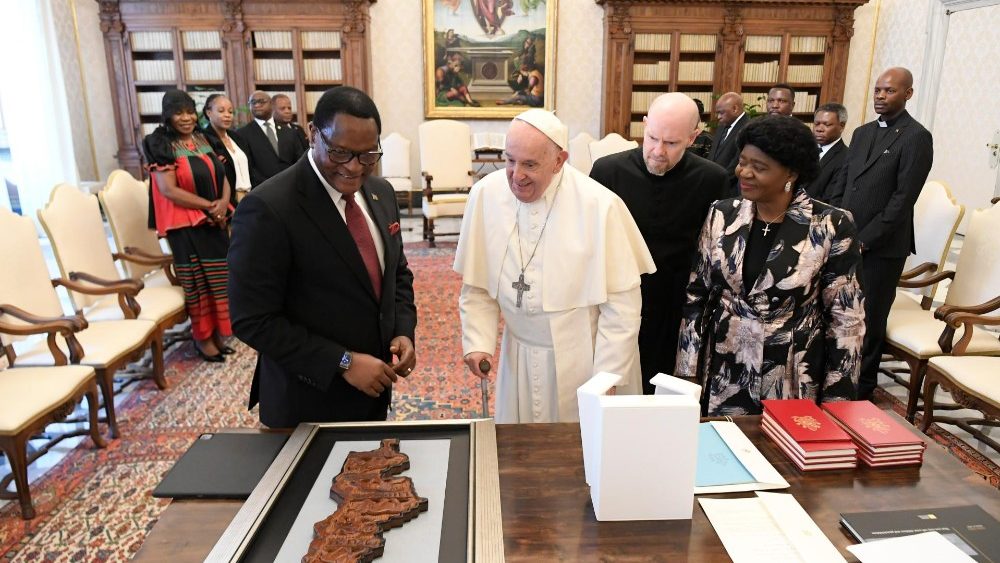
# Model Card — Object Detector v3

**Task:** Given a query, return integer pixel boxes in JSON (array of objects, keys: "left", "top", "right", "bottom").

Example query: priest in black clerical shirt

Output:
[{"left": 590, "top": 93, "right": 728, "bottom": 394}]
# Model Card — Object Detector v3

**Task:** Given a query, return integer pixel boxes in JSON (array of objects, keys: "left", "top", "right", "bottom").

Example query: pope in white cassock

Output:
[{"left": 454, "top": 109, "right": 656, "bottom": 423}]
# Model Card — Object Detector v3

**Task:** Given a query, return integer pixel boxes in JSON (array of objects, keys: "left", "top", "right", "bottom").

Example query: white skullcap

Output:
[{"left": 513, "top": 109, "right": 568, "bottom": 150}]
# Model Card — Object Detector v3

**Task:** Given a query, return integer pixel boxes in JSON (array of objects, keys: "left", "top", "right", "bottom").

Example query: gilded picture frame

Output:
[{"left": 423, "top": 0, "right": 558, "bottom": 118}]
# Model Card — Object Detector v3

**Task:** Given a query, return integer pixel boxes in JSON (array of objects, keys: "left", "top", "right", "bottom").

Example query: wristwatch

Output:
[{"left": 339, "top": 351, "right": 353, "bottom": 371}]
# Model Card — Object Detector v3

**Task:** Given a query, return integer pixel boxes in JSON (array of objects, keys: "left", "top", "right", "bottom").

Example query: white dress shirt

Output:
[
  {"left": 723, "top": 112, "right": 746, "bottom": 143},
  {"left": 307, "top": 151, "right": 385, "bottom": 271},
  {"left": 818, "top": 138, "right": 841, "bottom": 161}
]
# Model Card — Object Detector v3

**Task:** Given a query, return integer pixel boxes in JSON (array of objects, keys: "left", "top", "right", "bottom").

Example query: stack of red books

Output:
[
  {"left": 822, "top": 401, "right": 926, "bottom": 467},
  {"left": 761, "top": 399, "right": 857, "bottom": 471}
]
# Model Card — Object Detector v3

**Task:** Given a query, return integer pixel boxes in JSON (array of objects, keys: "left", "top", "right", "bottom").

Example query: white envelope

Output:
[{"left": 695, "top": 420, "right": 790, "bottom": 494}]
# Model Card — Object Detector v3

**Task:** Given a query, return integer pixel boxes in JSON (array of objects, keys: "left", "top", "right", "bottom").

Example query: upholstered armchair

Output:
[
  {"left": 568, "top": 132, "right": 596, "bottom": 175},
  {"left": 381, "top": 132, "right": 417, "bottom": 216},
  {"left": 0, "top": 364, "right": 106, "bottom": 519},
  {"left": 418, "top": 120, "right": 473, "bottom": 247},
  {"left": 588, "top": 133, "right": 638, "bottom": 165},
  {"left": 0, "top": 207, "right": 159, "bottom": 438},
  {"left": 98, "top": 170, "right": 179, "bottom": 288},
  {"left": 883, "top": 201, "right": 1000, "bottom": 423}
]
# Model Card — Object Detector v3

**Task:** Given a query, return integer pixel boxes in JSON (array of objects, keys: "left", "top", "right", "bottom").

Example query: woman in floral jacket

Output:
[{"left": 675, "top": 116, "right": 865, "bottom": 416}]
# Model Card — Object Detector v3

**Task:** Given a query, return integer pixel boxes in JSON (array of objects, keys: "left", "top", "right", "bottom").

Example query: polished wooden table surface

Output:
[{"left": 134, "top": 415, "right": 1000, "bottom": 562}]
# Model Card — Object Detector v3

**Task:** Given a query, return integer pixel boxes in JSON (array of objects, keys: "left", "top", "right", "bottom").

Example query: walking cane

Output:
[{"left": 479, "top": 359, "right": 491, "bottom": 418}]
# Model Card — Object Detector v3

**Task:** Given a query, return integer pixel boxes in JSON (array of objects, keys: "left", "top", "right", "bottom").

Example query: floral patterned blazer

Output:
[{"left": 674, "top": 189, "right": 865, "bottom": 416}]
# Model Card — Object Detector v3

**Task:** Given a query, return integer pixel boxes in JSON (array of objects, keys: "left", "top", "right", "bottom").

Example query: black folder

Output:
[{"left": 153, "top": 432, "right": 289, "bottom": 499}]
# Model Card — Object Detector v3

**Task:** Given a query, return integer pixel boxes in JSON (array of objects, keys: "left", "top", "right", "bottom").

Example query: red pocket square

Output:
[{"left": 388, "top": 221, "right": 401, "bottom": 235}]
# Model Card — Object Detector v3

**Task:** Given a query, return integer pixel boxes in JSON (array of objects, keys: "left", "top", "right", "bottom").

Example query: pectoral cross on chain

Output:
[{"left": 512, "top": 273, "right": 531, "bottom": 308}]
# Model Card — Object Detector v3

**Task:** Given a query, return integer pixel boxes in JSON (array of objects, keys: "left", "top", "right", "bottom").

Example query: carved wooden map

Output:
[{"left": 303, "top": 439, "right": 429, "bottom": 562}]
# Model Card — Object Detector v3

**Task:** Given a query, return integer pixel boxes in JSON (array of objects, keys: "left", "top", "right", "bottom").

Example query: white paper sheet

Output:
[
  {"left": 846, "top": 531, "right": 977, "bottom": 563},
  {"left": 699, "top": 492, "right": 846, "bottom": 563},
  {"left": 274, "top": 439, "right": 450, "bottom": 563},
  {"left": 694, "top": 421, "right": 790, "bottom": 495}
]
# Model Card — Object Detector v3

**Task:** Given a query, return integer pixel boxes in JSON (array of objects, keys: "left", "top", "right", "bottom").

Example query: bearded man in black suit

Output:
[
  {"left": 828, "top": 67, "right": 933, "bottom": 400},
  {"left": 229, "top": 86, "right": 417, "bottom": 427}
]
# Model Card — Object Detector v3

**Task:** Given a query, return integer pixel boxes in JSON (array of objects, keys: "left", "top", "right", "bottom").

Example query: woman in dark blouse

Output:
[
  {"left": 675, "top": 116, "right": 865, "bottom": 415},
  {"left": 142, "top": 89, "right": 233, "bottom": 362}
]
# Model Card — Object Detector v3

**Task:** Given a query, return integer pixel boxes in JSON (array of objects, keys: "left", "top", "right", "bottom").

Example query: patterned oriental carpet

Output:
[{"left": 1, "top": 242, "right": 998, "bottom": 561}]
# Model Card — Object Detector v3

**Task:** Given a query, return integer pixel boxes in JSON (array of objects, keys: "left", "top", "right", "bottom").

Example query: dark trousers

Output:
[
  {"left": 639, "top": 267, "right": 691, "bottom": 394},
  {"left": 857, "top": 255, "right": 907, "bottom": 399}
]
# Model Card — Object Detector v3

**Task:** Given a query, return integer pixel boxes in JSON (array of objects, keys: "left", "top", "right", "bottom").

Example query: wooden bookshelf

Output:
[
  {"left": 597, "top": 0, "right": 868, "bottom": 140},
  {"left": 98, "top": 0, "right": 374, "bottom": 177}
]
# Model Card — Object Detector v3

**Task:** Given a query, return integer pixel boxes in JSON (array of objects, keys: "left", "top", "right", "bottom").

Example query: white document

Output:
[
  {"left": 846, "top": 532, "right": 977, "bottom": 563},
  {"left": 699, "top": 492, "right": 846, "bottom": 563},
  {"left": 650, "top": 372, "right": 701, "bottom": 399},
  {"left": 273, "top": 439, "right": 450, "bottom": 563},
  {"left": 695, "top": 421, "right": 790, "bottom": 495}
]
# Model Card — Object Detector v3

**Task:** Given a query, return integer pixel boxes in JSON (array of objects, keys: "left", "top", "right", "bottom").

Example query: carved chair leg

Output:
[
  {"left": 422, "top": 217, "right": 429, "bottom": 240},
  {"left": 151, "top": 333, "right": 167, "bottom": 390},
  {"left": 85, "top": 384, "right": 108, "bottom": 449},
  {"left": 0, "top": 434, "right": 34, "bottom": 519},
  {"left": 96, "top": 368, "right": 120, "bottom": 439},
  {"left": 427, "top": 218, "right": 436, "bottom": 248},
  {"left": 920, "top": 370, "right": 940, "bottom": 433},
  {"left": 904, "top": 358, "right": 928, "bottom": 423}
]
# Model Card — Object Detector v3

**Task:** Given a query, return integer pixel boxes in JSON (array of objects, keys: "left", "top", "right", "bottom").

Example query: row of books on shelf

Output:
[
  {"left": 789, "top": 35, "right": 826, "bottom": 54},
  {"left": 745, "top": 35, "right": 782, "bottom": 54},
  {"left": 745, "top": 35, "right": 826, "bottom": 54},
  {"left": 301, "top": 31, "right": 342, "bottom": 50},
  {"left": 136, "top": 92, "right": 165, "bottom": 115},
  {"left": 131, "top": 31, "right": 173, "bottom": 51},
  {"left": 794, "top": 91, "right": 818, "bottom": 113},
  {"left": 303, "top": 58, "right": 343, "bottom": 81},
  {"left": 680, "top": 34, "right": 716, "bottom": 51},
  {"left": 255, "top": 59, "right": 295, "bottom": 81},
  {"left": 182, "top": 31, "right": 221, "bottom": 51},
  {"left": 787, "top": 64, "right": 824, "bottom": 83},
  {"left": 743, "top": 60, "right": 779, "bottom": 83},
  {"left": 634, "top": 33, "right": 670, "bottom": 53},
  {"left": 631, "top": 91, "right": 713, "bottom": 115},
  {"left": 677, "top": 61, "right": 714, "bottom": 82},
  {"left": 134, "top": 60, "right": 176, "bottom": 83},
  {"left": 761, "top": 399, "right": 925, "bottom": 472},
  {"left": 253, "top": 31, "right": 293, "bottom": 50},
  {"left": 184, "top": 60, "right": 224, "bottom": 82},
  {"left": 632, "top": 61, "right": 670, "bottom": 81}
]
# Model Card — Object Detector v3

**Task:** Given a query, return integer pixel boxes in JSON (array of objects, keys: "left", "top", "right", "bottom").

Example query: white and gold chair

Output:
[
  {"left": 0, "top": 364, "right": 106, "bottom": 519},
  {"left": 568, "top": 132, "right": 596, "bottom": 175},
  {"left": 0, "top": 207, "right": 158, "bottom": 438},
  {"left": 883, "top": 202, "right": 1000, "bottom": 423},
  {"left": 381, "top": 132, "right": 417, "bottom": 216},
  {"left": 419, "top": 120, "right": 473, "bottom": 247},
  {"left": 98, "top": 170, "right": 179, "bottom": 289},
  {"left": 588, "top": 133, "right": 638, "bottom": 166}
]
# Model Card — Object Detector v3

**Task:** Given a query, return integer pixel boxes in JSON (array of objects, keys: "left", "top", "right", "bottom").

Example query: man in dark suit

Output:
[
  {"left": 803, "top": 102, "right": 848, "bottom": 203},
  {"left": 228, "top": 86, "right": 417, "bottom": 427},
  {"left": 237, "top": 90, "right": 306, "bottom": 188},
  {"left": 273, "top": 93, "right": 311, "bottom": 153},
  {"left": 708, "top": 91, "right": 748, "bottom": 197},
  {"left": 828, "top": 67, "right": 933, "bottom": 400}
]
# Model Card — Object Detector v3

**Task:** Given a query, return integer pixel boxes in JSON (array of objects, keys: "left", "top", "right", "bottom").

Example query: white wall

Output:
[{"left": 370, "top": 0, "right": 605, "bottom": 184}]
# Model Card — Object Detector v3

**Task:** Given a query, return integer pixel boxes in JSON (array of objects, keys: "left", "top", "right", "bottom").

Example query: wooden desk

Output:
[{"left": 134, "top": 416, "right": 1000, "bottom": 562}]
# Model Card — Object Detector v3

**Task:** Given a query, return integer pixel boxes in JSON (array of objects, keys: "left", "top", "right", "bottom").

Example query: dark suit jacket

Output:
[
  {"left": 236, "top": 119, "right": 306, "bottom": 188},
  {"left": 707, "top": 113, "right": 749, "bottom": 197},
  {"left": 228, "top": 157, "right": 417, "bottom": 427},
  {"left": 283, "top": 122, "right": 311, "bottom": 153},
  {"left": 803, "top": 139, "right": 847, "bottom": 203},
  {"left": 202, "top": 125, "right": 250, "bottom": 205},
  {"left": 828, "top": 110, "right": 933, "bottom": 258}
]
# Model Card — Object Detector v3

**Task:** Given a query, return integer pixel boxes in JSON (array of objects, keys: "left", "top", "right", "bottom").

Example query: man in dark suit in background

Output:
[
  {"left": 803, "top": 102, "right": 848, "bottom": 203},
  {"left": 237, "top": 90, "right": 306, "bottom": 188},
  {"left": 273, "top": 93, "right": 311, "bottom": 153},
  {"left": 228, "top": 86, "right": 417, "bottom": 427},
  {"left": 708, "top": 91, "right": 748, "bottom": 196},
  {"left": 829, "top": 67, "right": 933, "bottom": 400}
]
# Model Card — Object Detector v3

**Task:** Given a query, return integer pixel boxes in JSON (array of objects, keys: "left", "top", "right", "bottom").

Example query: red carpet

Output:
[{"left": 0, "top": 241, "right": 997, "bottom": 561}]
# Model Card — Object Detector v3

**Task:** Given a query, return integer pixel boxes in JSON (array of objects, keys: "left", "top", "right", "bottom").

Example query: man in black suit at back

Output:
[
  {"left": 708, "top": 91, "right": 748, "bottom": 197},
  {"left": 803, "top": 102, "right": 848, "bottom": 203},
  {"left": 237, "top": 91, "right": 306, "bottom": 188},
  {"left": 273, "top": 93, "right": 311, "bottom": 154},
  {"left": 828, "top": 67, "right": 933, "bottom": 400},
  {"left": 228, "top": 86, "right": 417, "bottom": 427}
]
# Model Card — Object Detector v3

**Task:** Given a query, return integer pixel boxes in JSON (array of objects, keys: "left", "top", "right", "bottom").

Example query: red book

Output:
[
  {"left": 821, "top": 401, "right": 926, "bottom": 449},
  {"left": 761, "top": 424, "right": 857, "bottom": 471},
  {"left": 762, "top": 416, "right": 857, "bottom": 459},
  {"left": 761, "top": 399, "right": 854, "bottom": 446}
]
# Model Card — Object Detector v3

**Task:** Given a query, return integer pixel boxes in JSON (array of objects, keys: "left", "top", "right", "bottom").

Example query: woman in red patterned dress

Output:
[{"left": 142, "top": 90, "right": 233, "bottom": 362}]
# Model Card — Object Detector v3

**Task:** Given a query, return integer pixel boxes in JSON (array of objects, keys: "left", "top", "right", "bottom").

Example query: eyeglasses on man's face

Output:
[{"left": 318, "top": 130, "right": 383, "bottom": 166}]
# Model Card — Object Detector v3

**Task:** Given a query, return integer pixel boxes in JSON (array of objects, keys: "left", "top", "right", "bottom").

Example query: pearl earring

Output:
[{"left": 784, "top": 181, "right": 792, "bottom": 192}]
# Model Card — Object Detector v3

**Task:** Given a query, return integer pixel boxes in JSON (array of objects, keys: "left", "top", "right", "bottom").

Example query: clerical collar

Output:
[{"left": 876, "top": 114, "right": 900, "bottom": 128}]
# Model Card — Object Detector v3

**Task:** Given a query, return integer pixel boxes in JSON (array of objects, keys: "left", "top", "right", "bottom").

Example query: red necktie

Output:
[{"left": 344, "top": 193, "right": 382, "bottom": 300}]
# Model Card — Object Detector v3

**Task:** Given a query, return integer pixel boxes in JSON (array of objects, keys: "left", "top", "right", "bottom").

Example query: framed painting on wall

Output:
[{"left": 423, "top": 0, "right": 557, "bottom": 118}]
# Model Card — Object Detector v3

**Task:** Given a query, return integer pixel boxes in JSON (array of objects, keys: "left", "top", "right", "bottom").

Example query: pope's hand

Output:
[
  {"left": 342, "top": 353, "right": 397, "bottom": 398},
  {"left": 464, "top": 352, "right": 492, "bottom": 380}
]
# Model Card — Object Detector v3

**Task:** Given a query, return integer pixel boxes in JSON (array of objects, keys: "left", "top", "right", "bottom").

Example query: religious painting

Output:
[{"left": 423, "top": 0, "right": 558, "bottom": 118}]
